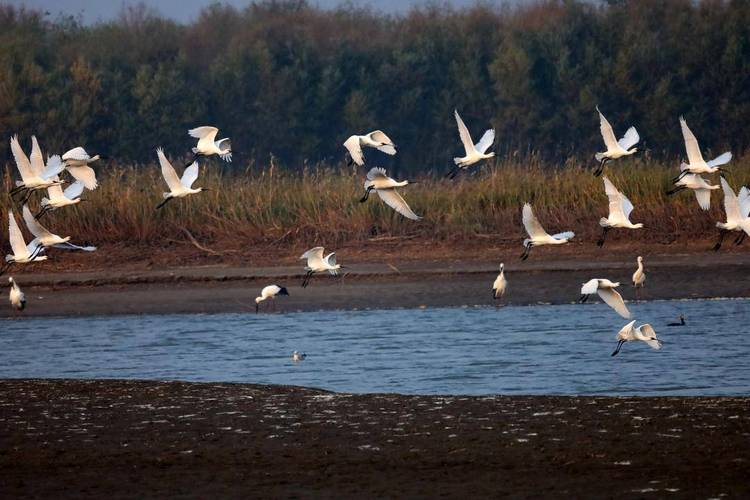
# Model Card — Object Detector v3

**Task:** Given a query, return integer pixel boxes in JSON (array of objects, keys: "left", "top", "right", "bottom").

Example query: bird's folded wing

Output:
[
  {"left": 454, "top": 110, "right": 475, "bottom": 155},
  {"left": 157, "top": 149, "right": 182, "bottom": 192},
  {"left": 377, "top": 189, "right": 422, "bottom": 220},
  {"left": 679, "top": 117, "right": 704, "bottom": 165},
  {"left": 597, "top": 107, "right": 618, "bottom": 150},
  {"left": 343, "top": 136, "right": 365, "bottom": 166},
  {"left": 598, "top": 288, "right": 631, "bottom": 318},
  {"left": 617, "top": 126, "right": 639, "bottom": 150},
  {"left": 522, "top": 203, "right": 547, "bottom": 238}
]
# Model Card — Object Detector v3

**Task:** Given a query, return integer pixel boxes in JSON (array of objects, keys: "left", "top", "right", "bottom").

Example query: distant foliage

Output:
[{"left": 0, "top": 0, "right": 749, "bottom": 173}]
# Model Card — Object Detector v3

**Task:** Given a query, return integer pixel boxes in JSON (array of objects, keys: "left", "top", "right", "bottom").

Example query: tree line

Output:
[{"left": 0, "top": 0, "right": 748, "bottom": 174}]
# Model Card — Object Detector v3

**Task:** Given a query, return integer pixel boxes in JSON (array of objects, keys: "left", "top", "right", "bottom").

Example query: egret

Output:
[
  {"left": 0, "top": 209, "right": 47, "bottom": 277},
  {"left": 255, "top": 285, "right": 289, "bottom": 313},
  {"left": 667, "top": 315, "right": 686, "bottom": 327},
  {"left": 8, "top": 136, "right": 65, "bottom": 203},
  {"left": 300, "top": 247, "right": 342, "bottom": 288},
  {"left": 594, "top": 107, "right": 639, "bottom": 176},
  {"left": 579, "top": 278, "right": 631, "bottom": 319},
  {"left": 611, "top": 321, "right": 662, "bottom": 356},
  {"left": 36, "top": 180, "right": 85, "bottom": 219},
  {"left": 8, "top": 277, "right": 25, "bottom": 312},
  {"left": 343, "top": 131, "right": 397, "bottom": 167},
  {"left": 446, "top": 110, "right": 495, "bottom": 179},
  {"left": 22, "top": 205, "right": 96, "bottom": 252},
  {"left": 673, "top": 116, "right": 731, "bottom": 182},
  {"left": 292, "top": 351, "right": 307, "bottom": 362},
  {"left": 492, "top": 263, "right": 507, "bottom": 301},
  {"left": 62, "top": 147, "right": 100, "bottom": 190},
  {"left": 155, "top": 148, "right": 206, "bottom": 210},
  {"left": 712, "top": 177, "right": 750, "bottom": 251},
  {"left": 666, "top": 166, "right": 719, "bottom": 211},
  {"left": 360, "top": 167, "right": 421, "bottom": 220},
  {"left": 632, "top": 256, "right": 646, "bottom": 300},
  {"left": 520, "top": 203, "right": 574, "bottom": 260},
  {"left": 188, "top": 126, "right": 232, "bottom": 163},
  {"left": 598, "top": 176, "right": 643, "bottom": 247}
]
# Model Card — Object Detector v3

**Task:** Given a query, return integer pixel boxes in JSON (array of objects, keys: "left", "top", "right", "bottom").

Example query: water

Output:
[{"left": 1, "top": 299, "right": 749, "bottom": 396}]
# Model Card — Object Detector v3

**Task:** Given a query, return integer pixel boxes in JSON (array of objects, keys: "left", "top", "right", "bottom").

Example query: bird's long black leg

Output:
[
  {"left": 578, "top": 294, "right": 589, "bottom": 303},
  {"left": 719, "top": 168, "right": 731, "bottom": 178},
  {"left": 359, "top": 187, "right": 374, "bottom": 203},
  {"left": 345, "top": 153, "right": 354, "bottom": 168},
  {"left": 155, "top": 196, "right": 174, "bottom": 210},
  {"left": 594, "top": 158, "right": 608, "bottom": 177},
  {"left": 34, "top": 206, "right": 51, "bottom": 220},
  {"left": 712, "top": 229, "right": 728, "bottom": 251},
  {"left": 301, "top": 270, "right": 313, "bottom": 288},
  {"left": 666, "top": 186, "right": 686, "bottom": 196},
  {"left": 445, "top": 166, "right": 460, "bottom": 180},
  {"left": 611, "top": 340, "right": 625, "bottom": 357},
  {"left": 597, "top": 227, "right": 609, "bottom": 248},
  {"left": 672, "top": 170, "right": 689, "bottom": 183},
  {"left": 8, "top": 185, "right": 26, "bottom": 196},
  {"left": 520, "top": 243, "right": 532, "bottom": 261},
  {"left": 734, "top": 231, "right": 746, "bottom": 246}
]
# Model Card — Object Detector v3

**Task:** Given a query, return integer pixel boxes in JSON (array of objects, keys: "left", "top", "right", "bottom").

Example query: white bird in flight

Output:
[
  {"left": 300, "top": 247, "right": 342, "bottom": 288},
  {"left": 446, "top": 109, "right": 495, "bottom": 179},
  {"left": 673, "top": 116, "right": 731, "bottom": 182},
  {"left": 255, "top": 284, "right": 289, "bottom": 313},
  {"left": 8, "top": 136, "right": 65, "bottom": 203},
  {"left": 667, "top": 165, "right": 719, "bottom": 210},
  {"left": 8, "top": 277, "right": 26, "bottom": 312},
  {"left": 343, "top": 130, "right": 397, "bottom": 167},
  {"left": 594, "top": 106, "right": 639, "bottom": 176},
  {"left": 713, "top": 177, "right": 750, "bottom": 251},
  {"left": 579, "top": 278, "right": 631, "bottom": 319},
  {"left": 155, "top": 148, "right": 206, "bottom": 210},
  {"left": 22, "top": 205, "right": 96, "bottom": 252},
  {"left": 1, "top": 209, "right": 47, "bottom": 277},
  {"left": 62, "top": 147, "right": 100, "bottom": 190},
  {"left": 188, "top": 126, "right": 232, "bottom": 163},
  {"left": 360, "top": 167, "right": 421, "bottom": 220},
  {"left": 611, "top": 320, "right": 662, "bottom": 356},
  {"left": 36, "top": 180, "right": 86, "bottom": 219},
  {"left": 492, "top": 263, "right": 507, "bottom": 301},
  {"left": 597, "top": 176, "right": 643, "bottom": 247},
  {"left": 632, "top": 256, "right": 645, "bottom": 300},
  {"left": 520, "top": 203, "right": 574, "bottom": 260}
]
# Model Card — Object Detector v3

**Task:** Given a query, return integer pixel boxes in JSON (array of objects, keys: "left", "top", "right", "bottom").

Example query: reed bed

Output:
[{"left": 1, "top": 155, "right": 749, "bottom": 256}]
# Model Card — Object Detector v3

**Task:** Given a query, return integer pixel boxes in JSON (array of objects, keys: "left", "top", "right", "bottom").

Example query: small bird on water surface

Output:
[
  {"left": 343, "top": 130, "right": 397, "bottom": 167},
  {"left": 667, "top": 314, "right": 686, "bottom": 327},
  {"left": 292, "top": 351, "right": 307, "bottom": 362},
  {"left": 579, "top": 278, "right": 631, "bottom": 319},
  {"left": 611, "top": 321, "right": 663, "bottom": 356},
  {"left": 8, "top": 277, "right": 25, "bottom": 312},
  {"left": 255, "top": 285, "right": 289, "bottom": 313},
  {"left": 492, "top": 263, "right": 507, "bottom": 302}
]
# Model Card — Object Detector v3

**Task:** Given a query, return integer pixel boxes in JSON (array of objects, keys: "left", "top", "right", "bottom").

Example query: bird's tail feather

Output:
[
  {"left": 453, "top": 157, "right": 463, "bottom": 166},
  {"left": 599, "top": 217, "right": 609, "bottom": 227}
]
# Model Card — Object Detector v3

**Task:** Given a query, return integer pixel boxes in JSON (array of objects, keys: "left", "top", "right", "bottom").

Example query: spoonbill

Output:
[
  {"left": 360, "top": 167, "right": 421, "bottom": 220},
  {"left": 598, "top": 177, "right": 643, "bottom": 247},
  {"left": 255, "top": 285, "right": 289, "bottom": 313},
  {"left": 22, "top": 205, "right": 96, "bottom": 252},
  {"left": 36, "top": 180, "right": 85, "bottom": 219},
  {"left": 292, "top": 351, "right": 307, "bottom": 362},
  {"left": 300, "top": 247, "right": 342, "bottom": 288},
  {"left": 155, "top": 148, "right": 206, "bottom": 210},
  {"left": 579, "top": 278, "right": 631, "bottom": 319},
  {"left": 611, "top": 321, "right": 662, "bottom": 356},
  {"left": 8, "top": 136, "right": 65, "bottom": 203},
  {"left": 492, "top": 263, "right": 507, "bottom": 301},
  {"left": 343, "top": 131, "right": 397, "bottom": 167},
  {"left": 667, "top": 315, "right": 686, "bottom": 327},
  {"left": 520, "top": 203, "right": 574, "bottom": 260},
  {"left": 594, "top": 107, "right": 639, "bottom": 176},
  {"left": 666, "top": 166, "right": 718, "bottom": 210},
  {"left": 632, "top": 256, "right": 645, "bottom": 300},
  {"left": 446, "top": 110, "right": 495, "bottom": 179},
  {"left": 188, "top": 126, "right": 232, "bottom": 163},
  {"left": 8, "top": 277, "right": 25, "bottom": 312},
  {"left": 673, "top": 117, "right": 731, "bottom": 182},
  {"left": 713, "top": 177, "right": 750, "bottom": 251},
  {"left": 62, "top": 147, "right": 100, "bottom": 190},
  {"left": 0, "top": 209, "right": 47, "bottom": 277}
]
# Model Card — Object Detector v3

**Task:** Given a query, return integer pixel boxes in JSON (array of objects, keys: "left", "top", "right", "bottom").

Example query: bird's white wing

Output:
[
  {"left": 180, "top": 161, "right": 200, "bottom": 189},
  {"left": 706, "top": 151, "right": 732, "bottom": 168},
  {"left": 616, "top": 320, "right": 637, "bottom": 339},
  {"left": 10, "top": 135, "right": 34, "bottom": 181},
  {"left": 522, "top": 203, "right": 548, "bottom": 238},
  {"left": 366, "top": 167, "right": 389, "bottom": 182},
  {"left": 157, "top": 148, "right": 182, "bottom": 192},
  {"left": 738, "top": 187, "right": 750, "bottom": 218},
  {"left": 8, "top": 210, "right": 28, "bottom": 257},
  {"left": 301, "top": 246, "right": 325, "bottom": 267},
  {"left": 602, "top": 176, "right": 632, "bottom": 220},
  {"left": 54, "top": 242, "right": 97, "bottom": 251},
  {"left": 454, "top": 110, "right": 475, "bottom": 155},
  {"left": 324, "top": 252, "right": 337, "bottom": 267},
  {"left": 29, "top": 136, "right": 45, "bottom": 176},
  {"left": 377, "top": 189, "right": 422, "bottom": 220},
  {"left": 617, "top": 126, "right": 639, "bottom": 150},
  {"left": 188, "top": 126, "right": 219, "bottom": 141},
  {"left": 597, "top": 107, "right": 618, "bottom": 150},
  {"left": 720, "top": 177, "right": 741, "bottom": 223},
  {"left": 43, "top": 155, "right": 65, "bottom": 180},
  {"left": 580, "top": 278, "right": 599, "bottom": 295},
  {"left": 597, "top": 287, "right": 631, "bottom": 318},
  {"left": 22, "top": 205, "right": 54, "bottom": 240},
  {"left": 343, "top": 136, "right": 365, "bottom": 166},
  {"left": 638, "top": 324, "right": 662, "bottom": 350},
  {"left": 694, "top": 188, "right": 711, "bottom": 211},
  {"left": 47, "top": 179, "right": 64, "bottom": 200},
  {"left": 66, "top": 165, "right": 98, "bottom": 190},
  {"left": 679, "top": 116, "right": 704, "bottom": 165},
  {"left": 216, "top": 138, "right": 232, "bottom": 162},
  {"left": 62, "top": 147, "right": 90, "bottom": 161},
  {"left": 369, "top": 130, "right": 397, "bottom": 155},
  {"left": 551, "top": 231, "right": 574, "bottom": 241},
  {"left": 474, "top": 129, "right": 495, "bottom": 154},
  {"left": 63, "top": 181, "right": 85, "bottom": 200}
]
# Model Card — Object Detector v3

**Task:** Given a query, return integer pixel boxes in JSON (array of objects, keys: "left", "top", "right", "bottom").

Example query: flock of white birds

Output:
[{"left": 4, "top": 108, "right": 749, "bottom": 357}]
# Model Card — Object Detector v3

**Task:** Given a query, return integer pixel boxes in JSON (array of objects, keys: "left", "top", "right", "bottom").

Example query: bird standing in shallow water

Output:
[
  {"left": 492, "top": 263, "right": 507, "bottom": 303},
  {"left": 8, "top": 277, "right": 25, "bottom": 312},
  {"left": 255, "top": 285, "right": 289, "bottom": 313},
  {"left": 632, "top": 256, "right": 646, "bottom": 300}
]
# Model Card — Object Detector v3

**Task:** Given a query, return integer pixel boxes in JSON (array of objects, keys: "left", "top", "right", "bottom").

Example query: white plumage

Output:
[
  {"left": 492, "top": 263, "right": 507, "bottom": 301},
  {"left": 188, "top": 126, "right": 232, "bottom": 162},
  {"left": 155, "top": 148, "right": 206, "bottom": 209},
  {"left": 343, "top": 130, "right": 397, "bottom": 167},
  {"left": 300, "top": 246, "right": 342, "bottom": 288},
  {"left": 667, "top": 164, "right": 719, "bottom": 210},
  {"left": 632, "top": 256, "right": 646, "bottom": 288},
  {"left": 22, "top": 205, "right": 96, "bottom": 252},
  {"left": 579, "top": 278, "right": 631, "bottom": 319},
  {"left": 593, "top": 107, "right": 639, "bottom": 176},
  {"left": 361, "top": 167, "right": 421, "bottom": 220},
  {"left": 62, "top": 146, "right": 100, "bottom": 190},
  {"left": 1, "top": 209, "right": 48, "bottom": 277},
  {"left": 447, "top": 110, "right": 495, "bottom": 178},
  {"left": 255, "top": 284, "right": 289, "bottom": 313},
  {"left": 8, "top": 277, "right": 26, "bottom": 311},
  {"left": 597, "top": 176, "right": 643, "bottom": 247},
  {"left": 8, "top": 136, "right": 65, "bottom": 202},
  {"left": 520, "top": 203, "right": 574, "bottom": 260},
  {"left": 38, "top": 179, "right": 85, "bottom": 219},
  {"left": 712, "top": 177, "right": 750, "bottom": 251},
  {"left": 674, "top": 117, "right": 731, "bottom": 180},
  {"left": 611, "top": 321, "right": 662, "bottom": 356}
]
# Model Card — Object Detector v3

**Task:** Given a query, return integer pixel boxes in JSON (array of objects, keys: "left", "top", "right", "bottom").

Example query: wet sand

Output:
[
  {"left": 0, "top": 379, "right": 747, "bottom": 499},
  {"left": 3, "top": 252, "right": 750, "bottom": 317}
]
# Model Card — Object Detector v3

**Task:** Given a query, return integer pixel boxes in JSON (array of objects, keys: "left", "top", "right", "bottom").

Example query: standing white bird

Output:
[
  {"left": 300, "top": 247, "right": 342, "bottom": 288},
  {"left": 594, "top": 107, "right": 639, "bottom": 176},
  {"left": 713, "top": 177, "right": 750, "bottom": 251},
  {"left": 62, "top": 147, "right": 100, "bottom": 190},
  {"left": 188, "top": 126, "right": 232, "bottom": 163},
  {"left": 155, "top": 148, "right": 207, "bottom": 210},
  {"left": 255, "top": 285, "right": 289, "bottom": 313},
  {"left": 343, "top": 131, "right": 397, "bottom": 167},
  {"left": 632, "top": 256, "right": 646, "bottom": 300},
  {"left": 360, "top": 167, "right": 421, "bottom": 220},
  {"left": 291, "top": 351, "right": 307, "bottom": 362},
  {"left": 579, "top": 278, "right": 631, "bottom": 319},
  {"left": 597, "top": 176, "right": 643, "bottom": 247},
  {"left": 8, "top": 136, "right": 65, "bottom": 203},
  {"left": 446, "top": 110, "right": 495, "bottom": 179},
  {"left": 520, "top": 203, "right": 575, "bottom": 260},
  {"left": 8, "top": 277, "right": 25, "bottom": 312},
  {"left": 667, "top": 165, "right": 719, "bottom": 210},
  {"left": 673, "top": 116, "right": 732, "bottom": 182},
  {"left": 492, "top": 263, "right": 507, "bottom": 301},
  {"left": 21, "top": 205, "right": 96, "bottom": 252},
  {"left": 611, "top": 321, "right": 662, "bottom": 356},
  {"left": 36, "top": 180, "right": 86, "bottom": 219},
  {"left": 1, "top": 209, "right": 47, "bottom": 277}
]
